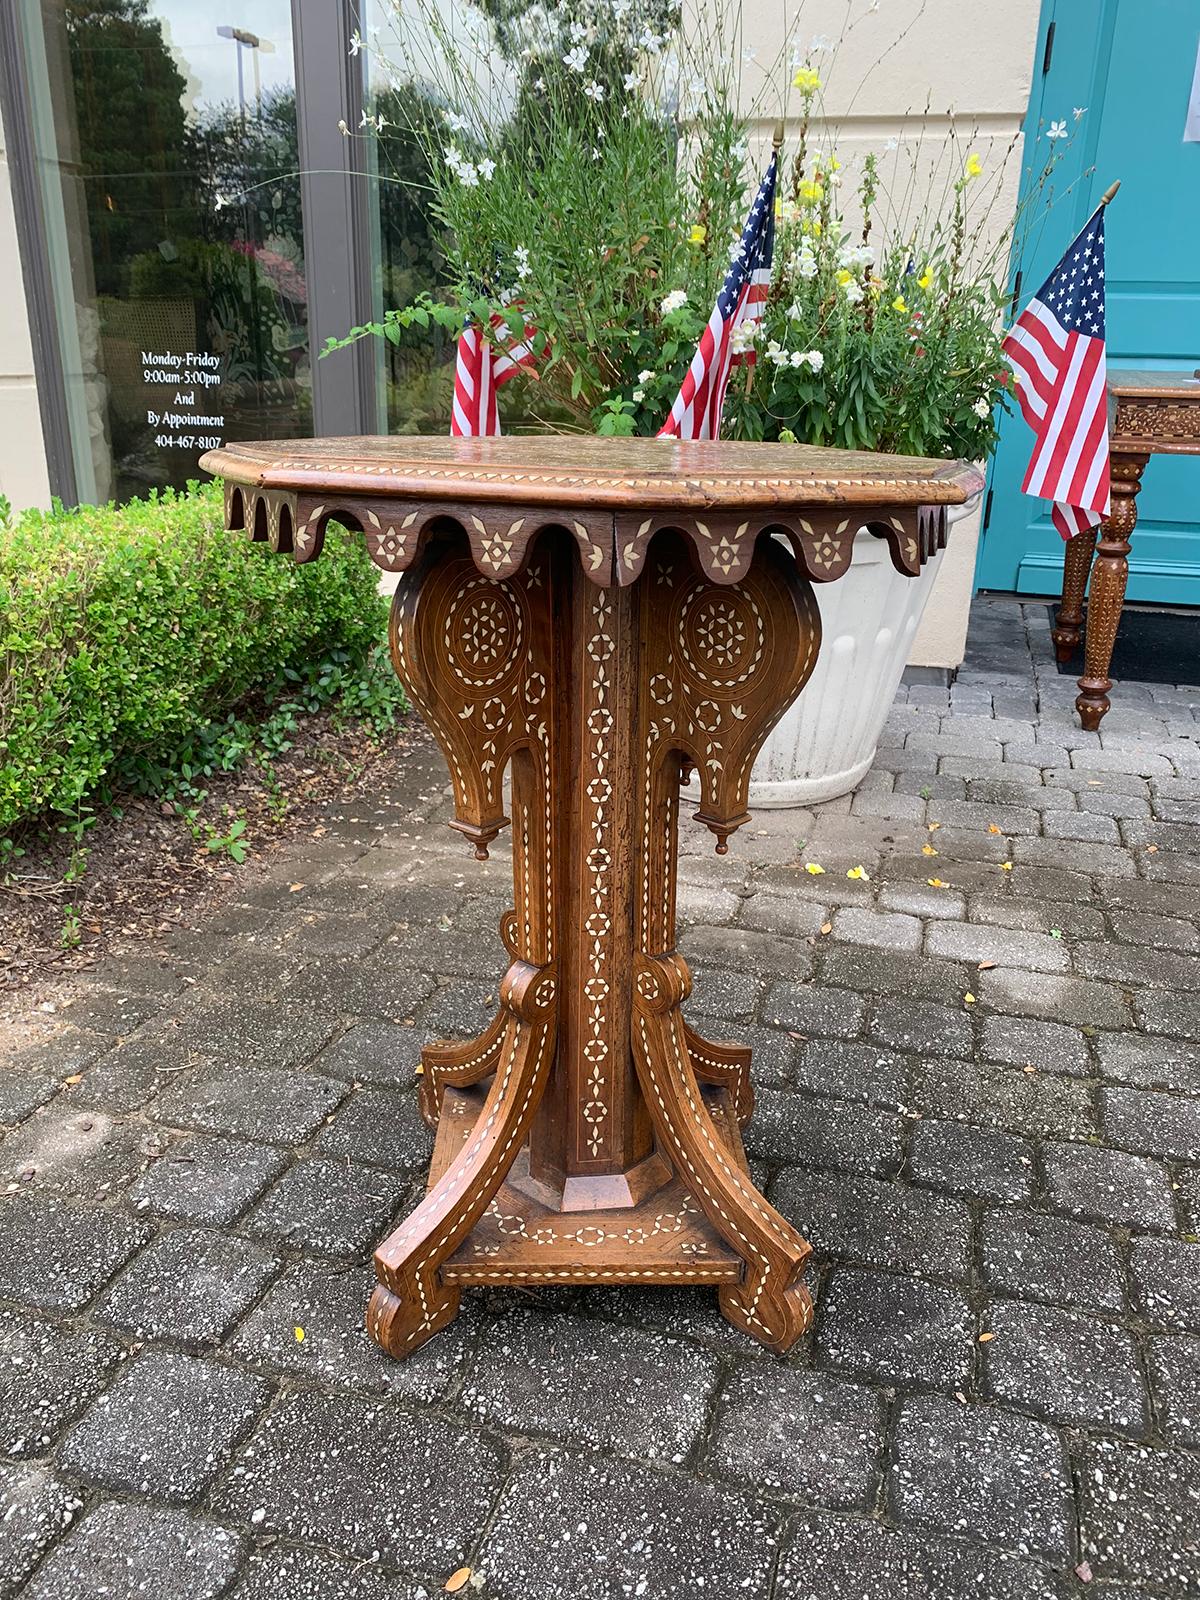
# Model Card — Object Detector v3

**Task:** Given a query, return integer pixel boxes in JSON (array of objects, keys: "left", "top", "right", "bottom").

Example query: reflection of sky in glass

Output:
[
  {"left": 364, "top": 0, "right": 517, "bottom": 133},
  {"left": 154, "top": 0, "right": 295, "bottom": 115}
]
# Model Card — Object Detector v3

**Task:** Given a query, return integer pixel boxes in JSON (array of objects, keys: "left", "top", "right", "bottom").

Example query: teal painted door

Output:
[{"left": 976, "top": 0, "right": 1200, "bottom": 599}]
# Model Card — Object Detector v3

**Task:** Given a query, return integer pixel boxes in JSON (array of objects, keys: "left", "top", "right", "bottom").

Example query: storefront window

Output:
[{"left": 20, "top": 0, "right": 310, "bottom": 502}]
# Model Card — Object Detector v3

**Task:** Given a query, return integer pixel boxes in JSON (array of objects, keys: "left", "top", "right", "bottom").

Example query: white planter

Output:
[{"left": 685, "top": 496, "right": 980, "bottom": 810}]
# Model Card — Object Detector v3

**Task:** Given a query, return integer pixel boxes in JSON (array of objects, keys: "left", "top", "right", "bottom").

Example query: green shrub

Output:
[{"left": 0, "top": 481, "right": 390, "bottom": 835}]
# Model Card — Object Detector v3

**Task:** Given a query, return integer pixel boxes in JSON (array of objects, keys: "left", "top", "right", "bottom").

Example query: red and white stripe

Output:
[
  {"left": 1002, "top": 296, "right": 1110, "bottom": 542},
  {"left": 450, "top": 311, "right": 540, "bottom": 438}
]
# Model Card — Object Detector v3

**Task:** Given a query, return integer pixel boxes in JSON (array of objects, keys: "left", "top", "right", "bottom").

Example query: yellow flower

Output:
[
  {"left": 798, "top": 179, "right": 824, "bottom": 206},
  {"left": 847, "top": 865, "right": 869, "bottom": 881},
  {"left": 836, "top": 268, "right": 853, "bottom": 286},
  {"left": 926, "top": 877, "right": 946, "bottom": 888},
  {"left": 294, "top": 1326, "right": 305, "bottom": 1342},
  {"left": 804, "top": 861, "right": 825, "bottom": 875},
  {"left": 892, "top": 295, "right": 908, "bottom": 314},
  {"left": 1000, "top": 861, "right": 1013, "bottom": 871},
  {"left": 922, "top": 843, "right": 938, "bottom": 857},
  {"left": 793, "top": 67, "right": 821, "bottom": 94},
  {"left": 965, "top": 151, "right": 983, "bottom": 180},
  {"left": 963, "top": 992, "right": 976, "bottom": 1005},
  {"left": 917, "top": 269, "right": 933, "bottom": 291},
  {"left": 688, "top": 223, "right": 707, "bottom": 244}
]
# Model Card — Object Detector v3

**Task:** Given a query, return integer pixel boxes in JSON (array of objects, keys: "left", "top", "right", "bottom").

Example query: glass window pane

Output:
[{"left": 19, "top": 0, "right": 310, "bottom": 502}]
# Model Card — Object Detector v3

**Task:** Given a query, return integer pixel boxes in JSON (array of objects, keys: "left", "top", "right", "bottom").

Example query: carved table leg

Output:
[
  {"left": 1052, "top": 525, "right": 1097, "bottom": 663},
  {"left": 1077, "top": 453, "right": 1147, "bottom": 730}
]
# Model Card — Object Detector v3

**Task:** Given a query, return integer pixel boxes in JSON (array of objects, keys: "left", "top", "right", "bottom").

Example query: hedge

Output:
[{"left": 0, "top": 481, "right": 388, "bottom": 835}]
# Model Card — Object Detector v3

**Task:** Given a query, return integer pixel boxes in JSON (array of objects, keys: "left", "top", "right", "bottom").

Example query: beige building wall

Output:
[
  {"left": 739, "top": 0, "right": 1042, "bottom": 668},
  {"left": 0, "top": 111, "right": 51, "bottom": 513}
]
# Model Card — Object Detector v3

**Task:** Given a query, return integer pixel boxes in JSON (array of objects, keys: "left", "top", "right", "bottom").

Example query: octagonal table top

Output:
[{"left": 201, "top": 435, "right": 982, "bottom": 512}]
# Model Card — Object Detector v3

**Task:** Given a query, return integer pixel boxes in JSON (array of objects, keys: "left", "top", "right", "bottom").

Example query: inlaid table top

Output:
[
  {"left": 205, "top": 435, "right": 979, "bottom": 508},
  {"left": 202, "top": 436, "right": 983, "bottom": 590}
]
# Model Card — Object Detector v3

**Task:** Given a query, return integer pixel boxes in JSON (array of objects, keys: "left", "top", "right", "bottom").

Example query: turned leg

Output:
[
  {"left": 1077, "top": 454, "right": 1147, "bottom": 730},
  {"left": 1052, "top": 526, "right": 1097, "bottom": 663}
]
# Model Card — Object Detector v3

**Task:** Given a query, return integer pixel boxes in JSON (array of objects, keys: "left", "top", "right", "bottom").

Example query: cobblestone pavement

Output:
[{"left": 2, "top": 595, "right": 1200, "bottom": 1599}]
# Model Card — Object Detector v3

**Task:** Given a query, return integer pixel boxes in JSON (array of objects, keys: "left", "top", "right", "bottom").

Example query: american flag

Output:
[
  {"left": 1001, "top": 205, "right": 1110, "bottom": 540},
  {"left": 450, "top": 309, "right": 539, "bottom": 437},
  {"left": 657, "top": 148, "right": 778, "bottom": 440}
]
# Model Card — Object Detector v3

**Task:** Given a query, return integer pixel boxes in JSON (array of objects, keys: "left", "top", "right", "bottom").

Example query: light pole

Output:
[{"left": 216, "top": 26, "right": 275, "bottom": 121}]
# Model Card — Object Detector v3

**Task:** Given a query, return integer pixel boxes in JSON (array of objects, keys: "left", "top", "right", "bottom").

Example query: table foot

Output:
[
  {"left": 369, "top": 959, "right": 556, "bottom": 1360},
  {"left": 632, "top": 954, "right": 814, "bottom": 1354}
]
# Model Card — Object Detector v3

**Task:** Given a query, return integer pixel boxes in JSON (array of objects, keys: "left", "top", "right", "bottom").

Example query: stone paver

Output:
[
  {"left": 21, "top": 1503, "right": 243, "bottom": 1600},
  {"left": 214, "top": 1392, "right": 505, "bottom": 1571},
  {"left": 889, "top": 1393, "right": 1072, "bottom": 1559},
  {"left": 58, "top": 1351, "right": 268, "bottom": 1501},
  {"left": 710, "top": 1363, "right": 884, "bottom": 1505},
  {"left": 0, "top": 593, "right": 1197, "bottom": 1597}
]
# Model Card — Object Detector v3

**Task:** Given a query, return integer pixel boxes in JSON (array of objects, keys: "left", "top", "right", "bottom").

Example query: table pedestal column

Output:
[{"left": 368, "top": 525, "right": 821, "bottom": 1358}]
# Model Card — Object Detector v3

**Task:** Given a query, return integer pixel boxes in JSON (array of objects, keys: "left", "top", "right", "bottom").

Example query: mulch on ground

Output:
[{"left": 0, "top": 710, "right": 415, "bottom": 1011}]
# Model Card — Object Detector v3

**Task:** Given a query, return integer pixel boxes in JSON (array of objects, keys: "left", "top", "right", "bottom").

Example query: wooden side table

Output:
[
  {"left": 1052, "top": 371, "right": 1200, "bottom": 728},
  {"left": 202, "top": 436, "right": 979, "bottom": 1359}
]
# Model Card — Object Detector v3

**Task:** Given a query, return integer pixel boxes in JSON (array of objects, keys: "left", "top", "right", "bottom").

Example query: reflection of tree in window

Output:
[{"left": 62, "top": 1, "right": 314, "bottom": 494}]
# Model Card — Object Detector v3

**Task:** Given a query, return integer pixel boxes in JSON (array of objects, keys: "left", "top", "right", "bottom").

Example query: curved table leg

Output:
[
  {"left": 419, "top": 1009, "right": 509, "bottom": 1128},
  {"left": 683, "top": 1020, "right": 754, "bottom": 1128},
  {"left": 633, "top": 954, "right": 813, "bottom": 1354},
  {"left": 369, "top": 960, "right": 556, "bottom": 1359},
  {"left": 1052, "top": 525, "right": 1097, "bottom": 663},
  {"left": 1077, "top": 453, "right": 1147, "bottom": 730}
]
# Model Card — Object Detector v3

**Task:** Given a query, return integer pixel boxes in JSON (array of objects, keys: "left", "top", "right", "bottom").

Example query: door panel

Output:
[{"left": 977, "top": 0, "right": 1200, "bottom": 600}]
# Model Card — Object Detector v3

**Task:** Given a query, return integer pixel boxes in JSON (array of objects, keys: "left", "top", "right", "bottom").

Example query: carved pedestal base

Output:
[{"left": 368, "top": 523, "right": 821, "bottom": 1359}]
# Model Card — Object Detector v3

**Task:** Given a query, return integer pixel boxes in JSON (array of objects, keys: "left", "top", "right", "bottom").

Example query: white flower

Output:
[
  {"left": 447, "top": 111, "right": 469, "bottom": 133},
  {"left": 622, "top": 71, "right": 640, "bottom": 90},
  {"left": 632, "top": 388, "right": 645, "bottom": 402},
  {"left": 638, "top": 24, "right": 662, "bottom": 52},
  {"left": 584, "top": 79, "right": 605, "bottom": 101},
  {"left": 766, "top": 341, "right": 787, "bottom": 366},
  {"left": 660, "top": 289, "right": 688, "bottom": 315},
  {"left": 1047, "top": 119, "right": 1068, "bottom": 139},
  {"left": 459, "top": 164, "right": 479, "bottom": 186},
  {"left": 842, "top": 279, "right": 865, "bottom": 304},
  {"left": 569, "top": 20, "right": 588, "bottom": 42},
  {"left": 884, "top": 136, "right": 899, "bottom": 152},
  {"left": 563, "top": 44, "right": 588, "bottom": 71},
  {"left": 973, "top": 396, "right": 991, "bottom": 418},
  {"left": 789, "top": 349, "right": 806, "bottom": 369},
  {"left": 795, "top": 250, "right": 818, "bottom": 281},
  {"left": 336, "top": 119, "right": 349, "bottom": 137},
  {"left": 729, "top": 322, "right": 759, "bottom": 355},
  {"left": 590, "top": 146, "right": 602, "bottom": 161},
  {"left": 374, "top": 112, "right": 390, "bottom": 132},
  {"left": 804, "top": 349, "right": 824, "bottom": 372},
  {"left": 785, "top": 301, "right": 803, "bottom": 321},
  {"left": 533, "top": 77, "right": 546, "bottom": 91},
  {"left": 1073, "top": 105, "right": 1087, "bottom": 120},
  {"left": 478, "top": 157, "right": 496, "bottom": 179},
  {"left": 349, "top": 29, "right": 363, "bottom": 55},
  {"left": 610, "top": 0, "right": 631, "bottom": 17},
  {"left": 809, "top": 32, "right": 832, "bottom": 52},
  {"left": 514, "top": 245, "right": 531, "bottom": 279},
  {"left": 637, "top": 369, "right": 654, "bottom": 383}
]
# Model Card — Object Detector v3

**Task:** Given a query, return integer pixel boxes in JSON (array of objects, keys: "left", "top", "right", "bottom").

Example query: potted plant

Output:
[{"left": 328, "top": 1, "right": 1066, "bottom": 800}]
